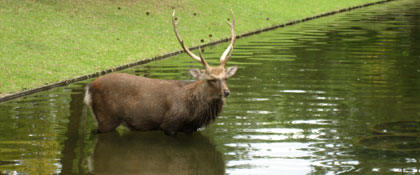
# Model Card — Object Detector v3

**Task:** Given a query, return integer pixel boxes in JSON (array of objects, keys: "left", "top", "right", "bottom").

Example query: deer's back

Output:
[{"left": 89, "top": 73, "right": 191, "bottom": 127}]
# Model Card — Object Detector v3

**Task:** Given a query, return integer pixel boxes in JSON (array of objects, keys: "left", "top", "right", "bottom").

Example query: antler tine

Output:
[
  {"left": 220, "top": 9, "right": 236, "bottom": 67},
  {"left": 198, "top": 47, "right": 211, "bottom": 72},
  {"left": 172, "top": 10, "right": 203, "bottom": 64}
]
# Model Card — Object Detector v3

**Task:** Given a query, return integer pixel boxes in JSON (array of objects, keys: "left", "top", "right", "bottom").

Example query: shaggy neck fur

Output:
[{"left": 185, "top": 80, "right": 224, "bottom": 128}]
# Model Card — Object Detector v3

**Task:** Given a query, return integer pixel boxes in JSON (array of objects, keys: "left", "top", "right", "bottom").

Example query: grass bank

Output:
[{"left": 0, "top": 0, "right": 386, "bottom": 97}]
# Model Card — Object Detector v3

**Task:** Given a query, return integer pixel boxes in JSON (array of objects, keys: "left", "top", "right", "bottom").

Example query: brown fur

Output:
[
  {"left": 85, "top": 73, "right": 227, "bottom": 135},
  {"left": 85, "top": 10, "right": 238, "bottom": 135}
]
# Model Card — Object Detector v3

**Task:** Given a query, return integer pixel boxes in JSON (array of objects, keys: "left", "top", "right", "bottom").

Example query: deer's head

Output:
[{"left": 172, "top": 10, "right": 238, "bottom": 98}]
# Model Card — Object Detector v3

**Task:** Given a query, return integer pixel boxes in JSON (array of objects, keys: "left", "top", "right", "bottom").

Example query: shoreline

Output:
[{"left": 0, "top": 0, "right": 396, "bottom": 103}]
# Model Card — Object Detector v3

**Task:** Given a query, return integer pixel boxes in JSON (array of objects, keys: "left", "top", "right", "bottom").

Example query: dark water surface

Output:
[{"left": 1, "top": 0, "right": 420, "bottom": 174}]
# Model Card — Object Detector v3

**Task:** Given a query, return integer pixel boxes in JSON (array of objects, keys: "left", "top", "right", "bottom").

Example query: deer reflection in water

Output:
[{"left": 87, "top": 131, "right": 225, "bottom": 175}]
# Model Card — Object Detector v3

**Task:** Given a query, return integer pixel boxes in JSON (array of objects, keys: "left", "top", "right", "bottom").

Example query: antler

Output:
[
  {"left": 172, "top": 11, "right": 208, "bottom": 68},
  {"left": 220, "top": 10, "right": 236, "bottom": 67},
  {"left": 198, "top": 46, "right": 210, "bottom": 72}
]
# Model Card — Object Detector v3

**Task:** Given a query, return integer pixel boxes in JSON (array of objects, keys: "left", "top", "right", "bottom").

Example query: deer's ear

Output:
[
  {"left": 189, "top": 69, "right": 203, "bottom": 78},
  {"left": 226, "top": 66, "right": 238, "bottom": 78}
]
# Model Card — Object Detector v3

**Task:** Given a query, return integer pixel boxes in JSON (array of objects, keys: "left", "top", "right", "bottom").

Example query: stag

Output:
[{"left": 84, "top": 11, "right": 237, "bottom": 135}]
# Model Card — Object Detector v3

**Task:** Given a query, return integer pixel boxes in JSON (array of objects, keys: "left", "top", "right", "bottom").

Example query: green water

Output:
[{"left": 1, "top": 0, "right": 420, "bottom": 174}]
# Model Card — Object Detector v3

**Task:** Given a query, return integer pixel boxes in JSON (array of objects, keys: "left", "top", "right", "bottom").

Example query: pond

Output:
[{"left": 1, "top": 0, "right": 420, "bottom": 174}]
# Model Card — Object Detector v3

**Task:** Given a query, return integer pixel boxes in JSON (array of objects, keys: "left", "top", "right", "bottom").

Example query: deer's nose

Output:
[{"left": 223, "top": 90, "right": 231, "bottom": 97}]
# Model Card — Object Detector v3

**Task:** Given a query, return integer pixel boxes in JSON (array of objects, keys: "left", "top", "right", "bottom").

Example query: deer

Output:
[{"left": 84, "top": 10, "right": 238, "bottom": 136}]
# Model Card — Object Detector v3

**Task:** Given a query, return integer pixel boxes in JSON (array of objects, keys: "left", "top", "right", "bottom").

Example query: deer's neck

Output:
[{"left": 184, "top": 80, "right": 224, "bottom": 126}]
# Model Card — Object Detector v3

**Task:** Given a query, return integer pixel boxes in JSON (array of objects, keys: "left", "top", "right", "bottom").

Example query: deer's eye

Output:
[{"left": 207, "top": 79, "right": 217, "bottom": 86}]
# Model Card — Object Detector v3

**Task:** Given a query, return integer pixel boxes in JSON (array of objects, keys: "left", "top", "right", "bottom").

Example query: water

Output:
[{"left": 1, "top": 0, "right": 420, "bottom": 174}]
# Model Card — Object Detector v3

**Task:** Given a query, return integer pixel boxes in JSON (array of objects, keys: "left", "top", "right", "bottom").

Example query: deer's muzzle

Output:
[{"left": 223, "top": 90, "right": 231, "bottom": 97}]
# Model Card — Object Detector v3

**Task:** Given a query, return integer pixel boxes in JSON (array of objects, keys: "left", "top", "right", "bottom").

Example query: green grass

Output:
[{"left": 0, "top": 0, "right": 385, "bottom": 96}]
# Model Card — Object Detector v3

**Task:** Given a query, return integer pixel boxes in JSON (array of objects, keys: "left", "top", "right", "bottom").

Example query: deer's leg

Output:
[
  {"left": 161, "top": 123, "right": 180, "bottom": 136},
  {"left": 92, "top": 105, "right": 121, "bottom": 133},
  {"left": 182, "top": 123, "right": 199, "bottom": 133},
  {"left": 96, "top": 116, "right": 122, "bottom": 133},
  {"left": 160, "top": 116, "right": 183, "bottom": 136}
]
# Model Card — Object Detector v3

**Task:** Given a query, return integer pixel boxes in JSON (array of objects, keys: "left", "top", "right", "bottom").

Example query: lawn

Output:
[{"left": 0, "top": 0, "right": 386, "bottom": 96}]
